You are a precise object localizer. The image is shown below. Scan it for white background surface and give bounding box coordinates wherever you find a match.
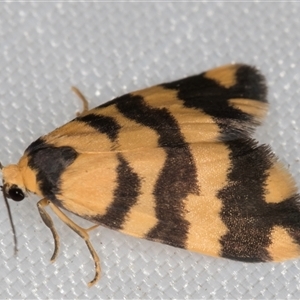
[1,2,300,299]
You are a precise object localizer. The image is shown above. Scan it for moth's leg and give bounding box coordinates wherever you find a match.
[71,86,89,116]
[47,201,101,287]
[37,198,60,262]
[87,224,100,232]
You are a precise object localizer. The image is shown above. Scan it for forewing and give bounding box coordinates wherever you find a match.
[25,64,300,262]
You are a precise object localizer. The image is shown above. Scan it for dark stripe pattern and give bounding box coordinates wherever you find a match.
[218,140,273,261]
[163,65,267,141]
[95,154,141,229]
[26,112,141,230]
[163,64,300,260]
[27,140,78,205]
[115,94,198,248]
[25,137,47,154]
[76,114,121,142]
[273,196,300,245]
[76,112,141,230]
[219,140,300,261]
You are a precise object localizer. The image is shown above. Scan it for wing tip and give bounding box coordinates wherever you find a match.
[235,64,268,103]
[204,63,268,103]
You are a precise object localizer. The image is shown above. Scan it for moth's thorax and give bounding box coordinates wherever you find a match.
[3,156,41,196]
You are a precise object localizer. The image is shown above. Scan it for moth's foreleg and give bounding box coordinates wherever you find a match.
[37,198,60,262]
[46,201,101,287]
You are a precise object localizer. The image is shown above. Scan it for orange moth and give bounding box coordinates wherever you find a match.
[2,64,300,286]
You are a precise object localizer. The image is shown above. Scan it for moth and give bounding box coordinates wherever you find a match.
[2,64,300,286]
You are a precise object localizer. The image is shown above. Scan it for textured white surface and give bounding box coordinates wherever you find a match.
[1,2,300,299]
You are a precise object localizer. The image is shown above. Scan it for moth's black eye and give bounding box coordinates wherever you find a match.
[8,187,25,201]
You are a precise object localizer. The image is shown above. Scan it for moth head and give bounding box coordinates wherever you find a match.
[1,164,26,201]
[1,163,26,254]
